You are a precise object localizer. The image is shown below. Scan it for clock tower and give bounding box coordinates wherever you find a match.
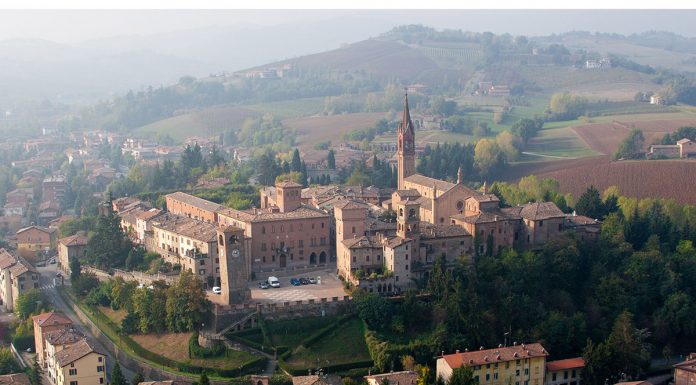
[397,93,416,190]
[217,225,250,305]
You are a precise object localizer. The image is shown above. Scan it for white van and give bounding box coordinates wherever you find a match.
[268,276,280,288]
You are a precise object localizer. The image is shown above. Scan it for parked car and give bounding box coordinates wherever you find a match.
[258,281,270,289]
[49,258,56,264]
[268,276,280,288]
[308,277,317,284]
[299,278,310,285]
[212,286,222,294]
[290,278,301,286]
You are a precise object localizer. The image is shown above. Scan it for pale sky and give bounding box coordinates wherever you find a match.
[2,10,696,44]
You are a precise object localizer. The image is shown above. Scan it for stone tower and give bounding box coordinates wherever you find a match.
[276,180,302,213]
[396,198,420,239]
[397,93,416,190]
[217,225,250,305]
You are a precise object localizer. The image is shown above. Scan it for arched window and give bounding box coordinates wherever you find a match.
[218,235,224,245]
[399,208,404,217]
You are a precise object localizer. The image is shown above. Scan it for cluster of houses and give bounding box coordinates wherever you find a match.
[0,248,39,312]
[647,138,696,159]
[31,312,107,385]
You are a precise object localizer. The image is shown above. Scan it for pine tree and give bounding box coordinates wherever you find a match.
[327,149,336,169]
[111,363,128,385]
[198,373,210,385]
[291,149,302,172]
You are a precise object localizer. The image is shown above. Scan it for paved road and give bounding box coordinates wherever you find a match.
[36,264,136,382]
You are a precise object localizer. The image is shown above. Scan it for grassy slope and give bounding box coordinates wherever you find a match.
[284,317,371,368]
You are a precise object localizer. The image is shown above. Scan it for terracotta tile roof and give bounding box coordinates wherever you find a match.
[0,249,17,269]
[674,355,696,374]
[366,217,396,232]
[292,375,342,385]
[564,214,600,226]
[16,225,56,235]
[394,189,421,200]
[342,236,381,249]
[0,373,31,385]
[54,338,105,367]
[404,174,455,193]
[546,357,585,372]
[32,312,72,327]
[44,327,85,346]
[518,202,565,221]
[469,193,500,203]
[334,199,370,211]
[441,343,548,369]
[419,222,470,238]
[365,371,418,385]
[385,236,413,248]
[452,210,519,225]
[151,213,218,243]
[167,192,223,212]
[8,262,32,276]
[135,208,162,221]
[59,235,88,247]
[218,205,329,223]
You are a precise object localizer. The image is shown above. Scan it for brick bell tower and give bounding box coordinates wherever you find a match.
[397,92,416,190]
[217,225,250,305]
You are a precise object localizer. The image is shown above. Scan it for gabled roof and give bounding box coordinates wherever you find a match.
[403,174,455,193]
[32,312,72,327]
[441,343,548,368]
[334,199,370,211]
[139,381,193,385]
[546,357,585,372]
[518,202,565,221]
[16,225,56,235]
[0,249,17,269]
[677,138,693,145]
[59,235,88,247]
[54,338,105,367]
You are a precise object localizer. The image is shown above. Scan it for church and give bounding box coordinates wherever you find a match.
[335,94,601,294]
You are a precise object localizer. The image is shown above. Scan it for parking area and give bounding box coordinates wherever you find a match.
[250,269,347,304]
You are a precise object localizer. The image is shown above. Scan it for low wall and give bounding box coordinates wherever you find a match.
[213,296,352,332]
[84,266,177,285]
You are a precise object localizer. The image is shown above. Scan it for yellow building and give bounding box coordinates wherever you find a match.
[53,338,107,385]
[436,343,549,385]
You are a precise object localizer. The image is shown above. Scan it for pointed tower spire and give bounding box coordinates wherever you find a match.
[397,90,416,190]
[457,166,463,184]
[399,90,415,135]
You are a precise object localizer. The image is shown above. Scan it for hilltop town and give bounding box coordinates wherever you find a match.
[2,18,696,385]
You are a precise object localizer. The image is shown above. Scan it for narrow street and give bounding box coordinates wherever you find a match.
[36,264,137,383]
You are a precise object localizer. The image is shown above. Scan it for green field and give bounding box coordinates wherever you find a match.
[524,127,601,158]
[284,317,371,369]
[246,97,326,119]
[134,105,260,142]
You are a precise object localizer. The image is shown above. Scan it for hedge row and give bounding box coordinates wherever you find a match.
[189,331,225,359]
[277,314,373,375]
[67,290,266,378]
[225,334,286,356]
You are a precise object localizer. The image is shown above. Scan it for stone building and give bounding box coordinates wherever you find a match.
[674,353,696,385]
[217,181,332,271]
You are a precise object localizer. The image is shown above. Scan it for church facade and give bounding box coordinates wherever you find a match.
[335,94,601,294]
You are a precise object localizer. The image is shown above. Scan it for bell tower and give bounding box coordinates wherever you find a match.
[395,198,420,239]
[397,92,416,190]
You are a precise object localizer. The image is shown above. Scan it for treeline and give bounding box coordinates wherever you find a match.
[354,188,696,383]
[80,74,382,131]
[224,114,295,148]
[79,272,210,334]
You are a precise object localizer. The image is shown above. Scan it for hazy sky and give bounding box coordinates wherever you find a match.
[2,10,696,44]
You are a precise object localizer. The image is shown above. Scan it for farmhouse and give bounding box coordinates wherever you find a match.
[648,138,696,159]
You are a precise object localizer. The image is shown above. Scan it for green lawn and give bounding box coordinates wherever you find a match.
[284,317,371,368]
[525,127,601,158]
[267,315,338,348]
